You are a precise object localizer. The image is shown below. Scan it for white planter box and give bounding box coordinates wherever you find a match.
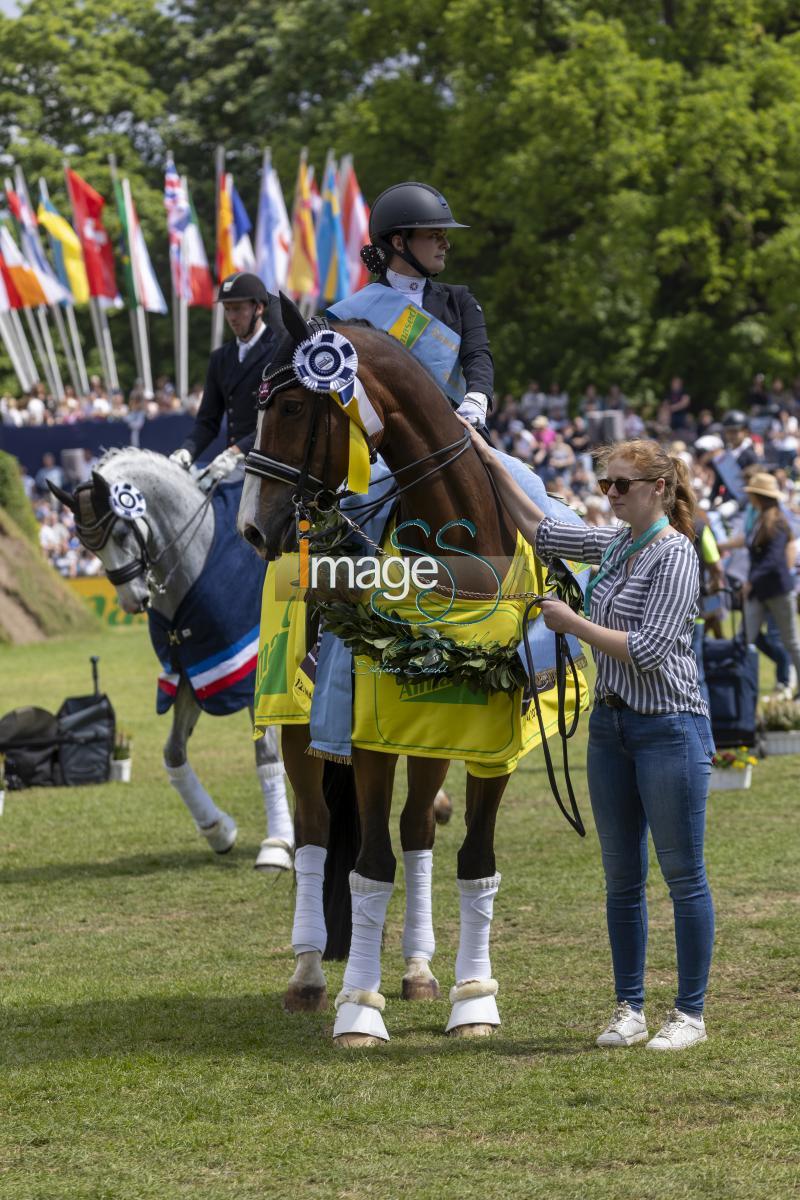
[709,765,752,791]
[110,758,132,783]
[762,730,800,756]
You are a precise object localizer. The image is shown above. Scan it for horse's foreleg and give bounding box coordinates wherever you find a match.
[399,757,448,1001]
[163,678,237,854]
[281,724,328,1012]
[447,771,510,1039]
[251,715,294,873]
[334,748,397,1047]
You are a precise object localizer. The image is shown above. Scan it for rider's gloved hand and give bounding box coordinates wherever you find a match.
[456,392,489,427]
[169,448,193,470]
[198,446,242,490]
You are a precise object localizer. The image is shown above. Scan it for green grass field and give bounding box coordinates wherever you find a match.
[1,627,798,1199]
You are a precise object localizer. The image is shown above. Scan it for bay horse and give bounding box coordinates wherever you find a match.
[48,451,296,871]
[239,297,568,1046]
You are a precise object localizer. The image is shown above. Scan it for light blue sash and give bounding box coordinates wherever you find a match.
[327,283,466,405]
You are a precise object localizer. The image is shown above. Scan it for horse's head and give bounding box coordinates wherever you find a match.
[48,450,207,614]
[238,294,352,559]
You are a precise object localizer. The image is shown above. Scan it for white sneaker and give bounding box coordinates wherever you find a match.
[197,812,237,854]
[646,1008,707,1051]
[596,1001,648,1048]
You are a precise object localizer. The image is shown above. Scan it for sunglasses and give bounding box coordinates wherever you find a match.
[597,477,653,495]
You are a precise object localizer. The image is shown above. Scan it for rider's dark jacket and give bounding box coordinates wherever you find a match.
[180,293,289,461]
[378,275,494,404]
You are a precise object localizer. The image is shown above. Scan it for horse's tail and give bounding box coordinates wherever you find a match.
[321,761,360,960]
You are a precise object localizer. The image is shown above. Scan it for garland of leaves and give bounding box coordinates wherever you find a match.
[318,599,529,695]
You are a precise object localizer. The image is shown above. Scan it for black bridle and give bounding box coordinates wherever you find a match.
[243,359,473,531]
[74,476,219,595]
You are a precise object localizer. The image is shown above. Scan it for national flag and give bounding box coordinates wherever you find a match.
[255,151,292,294]
[65,168,121,303]
[116,176,167,314]
[37,192,91,305]
[5,176,71,306]
[309,169,322,229]
[316,157,349,304]
[184,187,214,307]
[0,246,19,312]
[0,225,48,306]
[340,156,371,294]
[230,180,256,271]
[286,154,319,300]
[216,170,235,283]
[165,159,214,307]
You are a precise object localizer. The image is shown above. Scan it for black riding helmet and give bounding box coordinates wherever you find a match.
[361,182,468,278]
[721,410,748,430]
[217,272,269,340]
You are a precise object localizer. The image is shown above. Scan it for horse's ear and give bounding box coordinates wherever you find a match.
[47,481,76,511]
[91,469,110,498]
[279,290,311,345]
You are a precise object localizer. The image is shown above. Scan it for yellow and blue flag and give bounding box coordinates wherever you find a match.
[316,157,349,304]
[37,194,90,305]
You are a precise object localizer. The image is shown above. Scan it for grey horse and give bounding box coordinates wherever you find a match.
[50,448,294,872]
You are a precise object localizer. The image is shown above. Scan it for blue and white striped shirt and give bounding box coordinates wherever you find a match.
[535,517,707,716]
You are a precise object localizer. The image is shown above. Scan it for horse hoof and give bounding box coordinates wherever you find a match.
[334,1033,384,1049]
[283,985,328,1013]
[401,976,441,1001]
[447,1023,496,1039]
[254,838,294,873]
[433,790,452,825]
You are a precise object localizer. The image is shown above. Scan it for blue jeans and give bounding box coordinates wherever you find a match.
[586,706,716,1016]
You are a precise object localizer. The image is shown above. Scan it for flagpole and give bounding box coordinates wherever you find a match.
[38,175,89,397]
[177,179,190,401]
[0,311,34,392]
[22,306,57,396]
[211,145,225,351]
[36,306,65,400]
[9,308,39,385]
[121,174,155,397]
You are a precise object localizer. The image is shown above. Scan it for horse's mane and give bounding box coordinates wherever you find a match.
[95,445,170,473]
[338,322,454,412]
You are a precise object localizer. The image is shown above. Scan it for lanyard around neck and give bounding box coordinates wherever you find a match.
[583,516,669,617]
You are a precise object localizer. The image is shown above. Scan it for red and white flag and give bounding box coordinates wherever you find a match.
[340,157,370,294]
[65,168,120,304]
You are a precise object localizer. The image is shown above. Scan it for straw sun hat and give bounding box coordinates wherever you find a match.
[744,472,782,500]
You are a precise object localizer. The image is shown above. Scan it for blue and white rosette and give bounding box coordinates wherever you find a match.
[109,481,147,521]
[292,330,358,394]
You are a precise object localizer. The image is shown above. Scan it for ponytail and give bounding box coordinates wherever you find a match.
[667,455,697,540]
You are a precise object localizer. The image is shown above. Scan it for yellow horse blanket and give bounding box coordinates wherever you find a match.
[253,534,589,778]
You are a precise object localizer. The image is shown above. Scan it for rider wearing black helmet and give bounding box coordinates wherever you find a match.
[359,181,493,427]
[170,271,288,482]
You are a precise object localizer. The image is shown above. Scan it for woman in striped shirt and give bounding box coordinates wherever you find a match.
[465,430,715,1053]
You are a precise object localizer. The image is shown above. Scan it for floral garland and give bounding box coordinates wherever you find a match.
[318,599,528,695]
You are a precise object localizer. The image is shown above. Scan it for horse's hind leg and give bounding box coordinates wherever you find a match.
[163,677,237,854]
[446,770,510,1039]
[399,756,448,1001]
[251,715,294,873]
[282,723,329,1013]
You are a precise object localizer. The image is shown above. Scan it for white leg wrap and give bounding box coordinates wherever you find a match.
[257,761,294,846]
[455,873,501,984]
[165,760,222,828]
[402,849,435,962]
[342,872,394,994]
[291,845,328,956]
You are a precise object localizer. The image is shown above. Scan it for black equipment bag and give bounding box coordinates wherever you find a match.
[0,657,115,789]
[703,610,759,749]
